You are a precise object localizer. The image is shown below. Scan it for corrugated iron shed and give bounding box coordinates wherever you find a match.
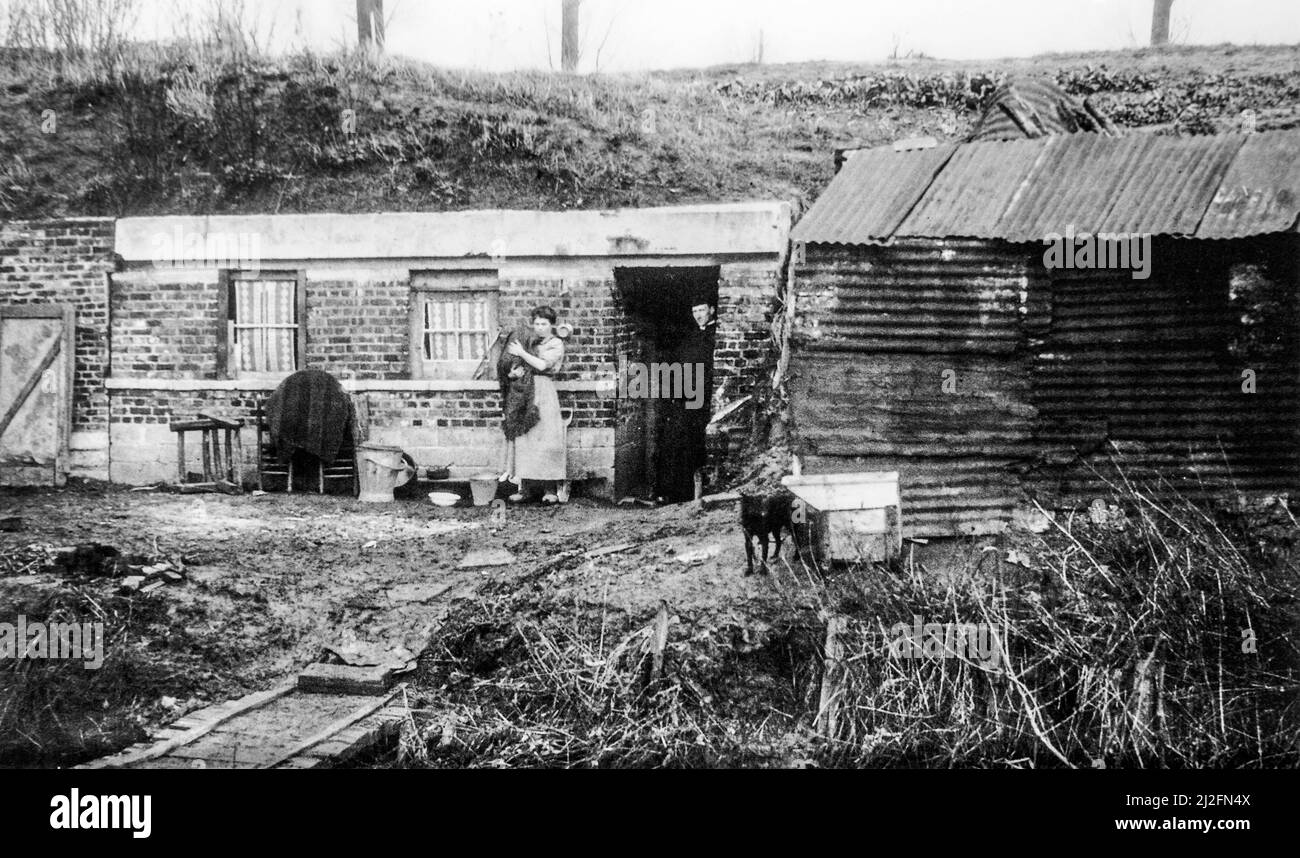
[793,129,1300,245]
[789,234,1300,537]
[789,240,1038,536]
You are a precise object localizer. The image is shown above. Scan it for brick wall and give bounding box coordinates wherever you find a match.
[365,388,610,431]
[307,279,409,379]
[110,277,221,378]
[499,276,619,379]
[716,262,779,411]
[0,219,114,433]
[107,387,265,485]
[105,270,624,486]
[110,389,264,425]
[108,274,619,384]
[107,388,620,433]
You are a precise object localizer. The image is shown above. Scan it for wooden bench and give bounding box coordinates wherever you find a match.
[170,412,244,492]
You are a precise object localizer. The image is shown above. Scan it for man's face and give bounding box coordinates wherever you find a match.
[692,304,712,329]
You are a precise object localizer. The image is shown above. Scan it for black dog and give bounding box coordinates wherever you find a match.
[741,491,797,575]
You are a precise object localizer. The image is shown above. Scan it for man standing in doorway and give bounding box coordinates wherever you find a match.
[654,298,716,502]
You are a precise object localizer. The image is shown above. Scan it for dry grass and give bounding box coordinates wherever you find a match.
[399,598,781,768]
[0,581,170,767]
[773,466,1300,768]
[2,38,1298,218]
[395,471,1299,768]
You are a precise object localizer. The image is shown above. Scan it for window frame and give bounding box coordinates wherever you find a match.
[408,270,500,381]
[217,269,308,381]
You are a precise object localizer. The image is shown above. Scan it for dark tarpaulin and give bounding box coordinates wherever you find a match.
[967,78,1121,142]
[265,369,354,465]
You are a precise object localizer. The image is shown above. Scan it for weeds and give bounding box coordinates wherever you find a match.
[0,583,165,767]
[400,598,788,768]
[0,155,40,216]
[806,470,1300,768]
[397,470,1298,768]
[0,539,257,767]
[5,37,1292,218]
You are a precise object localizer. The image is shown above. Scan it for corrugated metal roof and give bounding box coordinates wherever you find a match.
[790,143,955,244]
[1199,131,1300,238]
[795,129,1300,244]
[898,138,1048,238]
[998,133,1244,241]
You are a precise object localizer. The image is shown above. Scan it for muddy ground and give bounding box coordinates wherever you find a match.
[0,481,802,766]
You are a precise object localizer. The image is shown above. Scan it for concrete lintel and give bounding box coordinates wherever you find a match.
[110,268,222,286]
[105,377,616,393]
[114,202,792,264]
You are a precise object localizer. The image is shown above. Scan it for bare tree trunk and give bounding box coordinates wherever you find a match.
[357,0,384,51]
[1151,0,1174,46]
[357,0,372,47]
[562,0,580,72]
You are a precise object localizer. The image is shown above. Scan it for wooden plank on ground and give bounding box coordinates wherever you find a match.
[816,616,846,740]
[262,684,407,769]
[81,681,298,768]
[298,663,394,695]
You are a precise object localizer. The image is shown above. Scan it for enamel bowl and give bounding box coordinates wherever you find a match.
[428,492,461,507]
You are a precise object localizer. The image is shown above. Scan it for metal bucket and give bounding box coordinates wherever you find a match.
[356,443,414,503]
[469,473,499,507]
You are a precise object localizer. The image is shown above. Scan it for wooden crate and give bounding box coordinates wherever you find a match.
[782,472,902,563]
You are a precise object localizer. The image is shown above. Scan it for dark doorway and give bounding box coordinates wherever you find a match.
[613,266,720,503]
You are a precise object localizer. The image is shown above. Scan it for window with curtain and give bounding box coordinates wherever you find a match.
[420,294,491,362]
[222,271,305,378]
[410,271,499,379]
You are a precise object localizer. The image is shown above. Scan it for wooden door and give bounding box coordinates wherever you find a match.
[0,305,75,486]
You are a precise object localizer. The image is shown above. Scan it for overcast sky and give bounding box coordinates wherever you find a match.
[138,0,1300,72]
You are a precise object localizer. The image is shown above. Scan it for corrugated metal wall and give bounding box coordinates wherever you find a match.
[790,240,1036,536]
[791,236,1300,538]
[1028,236,1300,505]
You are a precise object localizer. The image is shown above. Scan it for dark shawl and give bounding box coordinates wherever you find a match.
[495,329,540,441]
[265,369,354,465]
